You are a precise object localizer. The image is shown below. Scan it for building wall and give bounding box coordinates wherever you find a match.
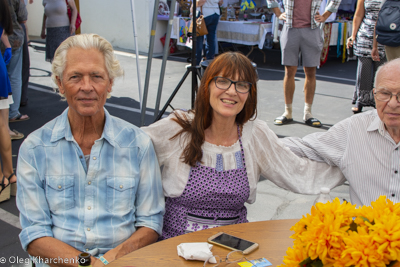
[26,0,168,54]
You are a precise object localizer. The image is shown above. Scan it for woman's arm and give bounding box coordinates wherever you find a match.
[0,31,11,48]
[347,0,365,48]
[67,0,77,34]
[41,13,47,39]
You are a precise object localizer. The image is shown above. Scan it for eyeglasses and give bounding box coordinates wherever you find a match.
[204,250,252,267]
[213,76,252,94]
[374,89,400,103]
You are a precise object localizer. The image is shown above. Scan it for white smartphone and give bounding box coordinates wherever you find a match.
[207,232,259,254]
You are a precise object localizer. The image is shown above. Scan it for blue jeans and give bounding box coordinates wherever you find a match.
[7,45,23,119]
[196,13,220,65]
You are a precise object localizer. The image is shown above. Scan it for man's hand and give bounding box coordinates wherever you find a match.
[279,12,287,21]
[92,257,105,267]
[314,11,330,23]
[371,47,380,61]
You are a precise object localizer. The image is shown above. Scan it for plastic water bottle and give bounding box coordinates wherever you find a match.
[313,187,332,206]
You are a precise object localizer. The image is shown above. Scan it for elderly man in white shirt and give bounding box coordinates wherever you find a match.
[282,58,400,206]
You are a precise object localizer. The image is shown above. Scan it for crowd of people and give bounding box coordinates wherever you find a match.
[1,0,400,266]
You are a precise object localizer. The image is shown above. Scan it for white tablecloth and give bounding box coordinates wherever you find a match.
[171,18,272,49]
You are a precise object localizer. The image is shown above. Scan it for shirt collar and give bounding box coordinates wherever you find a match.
[366,110,385,136]
[50,107,116,147]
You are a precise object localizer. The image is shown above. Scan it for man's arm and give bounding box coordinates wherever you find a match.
[17,145,100,267]
[99,227,158,265]
[28,237,100,267]
[281,117,351,167]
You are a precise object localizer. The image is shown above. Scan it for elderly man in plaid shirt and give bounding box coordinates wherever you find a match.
[266,0,342,128]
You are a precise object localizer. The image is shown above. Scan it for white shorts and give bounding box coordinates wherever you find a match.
[0,95,14,110]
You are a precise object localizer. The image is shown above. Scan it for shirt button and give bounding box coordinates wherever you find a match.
[79,155,83,158]
[396,148,399,150]
[395,170,398,174]
[58,185,62,189]
[88,181,91,185]
[93,156,97,160]
[85,249,89,252]
[87,228,91,231]
[120,185,123,189]
[392,194,395,197]
[88,206,91,210]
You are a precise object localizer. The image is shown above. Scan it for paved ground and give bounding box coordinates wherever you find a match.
[0,39,363,266]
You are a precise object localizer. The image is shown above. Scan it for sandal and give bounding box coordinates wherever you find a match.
[8,173,17,197]
[0,175,11,203]
[352,103,363,114]
[274,115,293,125]
[304,118,322,128]
[10,129,24,140]
[9,113,30,123]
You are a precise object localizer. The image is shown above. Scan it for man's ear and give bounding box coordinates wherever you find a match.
[107,79,113,93]
[56,76,65,94]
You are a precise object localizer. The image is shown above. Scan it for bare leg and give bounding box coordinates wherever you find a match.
[303,66,316,105]
[274,66,297,124]
[0,108,15,183]
[303,66,321,126]
[283,66,298,104]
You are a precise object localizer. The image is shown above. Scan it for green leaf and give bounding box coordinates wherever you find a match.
[299,257,312,266]
[310,259,323,267]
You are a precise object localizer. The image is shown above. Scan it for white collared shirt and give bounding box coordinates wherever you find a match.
[282,109,400,206]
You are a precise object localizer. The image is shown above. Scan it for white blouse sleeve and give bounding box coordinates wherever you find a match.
[141,111,186,166]
[249,119,346,195]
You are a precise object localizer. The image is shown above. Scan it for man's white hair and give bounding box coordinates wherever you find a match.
[51,33,124,98]
[374,58,400,88]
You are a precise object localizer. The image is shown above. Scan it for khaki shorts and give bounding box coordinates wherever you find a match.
[280,24,323,67]
[385,45,400,61]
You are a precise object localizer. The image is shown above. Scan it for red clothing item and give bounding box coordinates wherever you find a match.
[293,0,313,28]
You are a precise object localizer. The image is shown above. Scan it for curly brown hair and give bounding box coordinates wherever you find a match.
[172,51,258,167]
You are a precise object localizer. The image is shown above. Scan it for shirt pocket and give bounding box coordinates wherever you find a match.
[45,175,75,212]
[106,177,136,215]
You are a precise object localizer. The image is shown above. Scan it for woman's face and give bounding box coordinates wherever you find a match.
[209,72,250,122]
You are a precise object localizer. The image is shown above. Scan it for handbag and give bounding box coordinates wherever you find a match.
[376,0,400,46]
[65,0,82,30]
[189,8,208,37]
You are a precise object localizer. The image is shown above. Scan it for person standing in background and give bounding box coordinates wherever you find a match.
[1,0,29,123]
[371,0,400,61]
[347,0,386,114]
[267,0,342,128]
[20,0,33,107]
[195,0,223,65]
[41,0,77,62]
[0,0,19,203]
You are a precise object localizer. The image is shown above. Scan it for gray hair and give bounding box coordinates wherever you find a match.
[374,58,400,88]
[51,34,124,98]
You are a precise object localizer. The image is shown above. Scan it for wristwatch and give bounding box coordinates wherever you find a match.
[349,37,353,41]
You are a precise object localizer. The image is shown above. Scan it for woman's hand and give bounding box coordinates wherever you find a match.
[371,47,380,61]
[40,28,46,39]
[346,37,354,49]
[70,24,76,35]
[279,12,287,21]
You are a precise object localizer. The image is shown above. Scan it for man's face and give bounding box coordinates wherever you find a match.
[56,48,112,119]
[374,68,400,130]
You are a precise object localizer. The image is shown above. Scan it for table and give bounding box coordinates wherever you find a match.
[107,219,297,267]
